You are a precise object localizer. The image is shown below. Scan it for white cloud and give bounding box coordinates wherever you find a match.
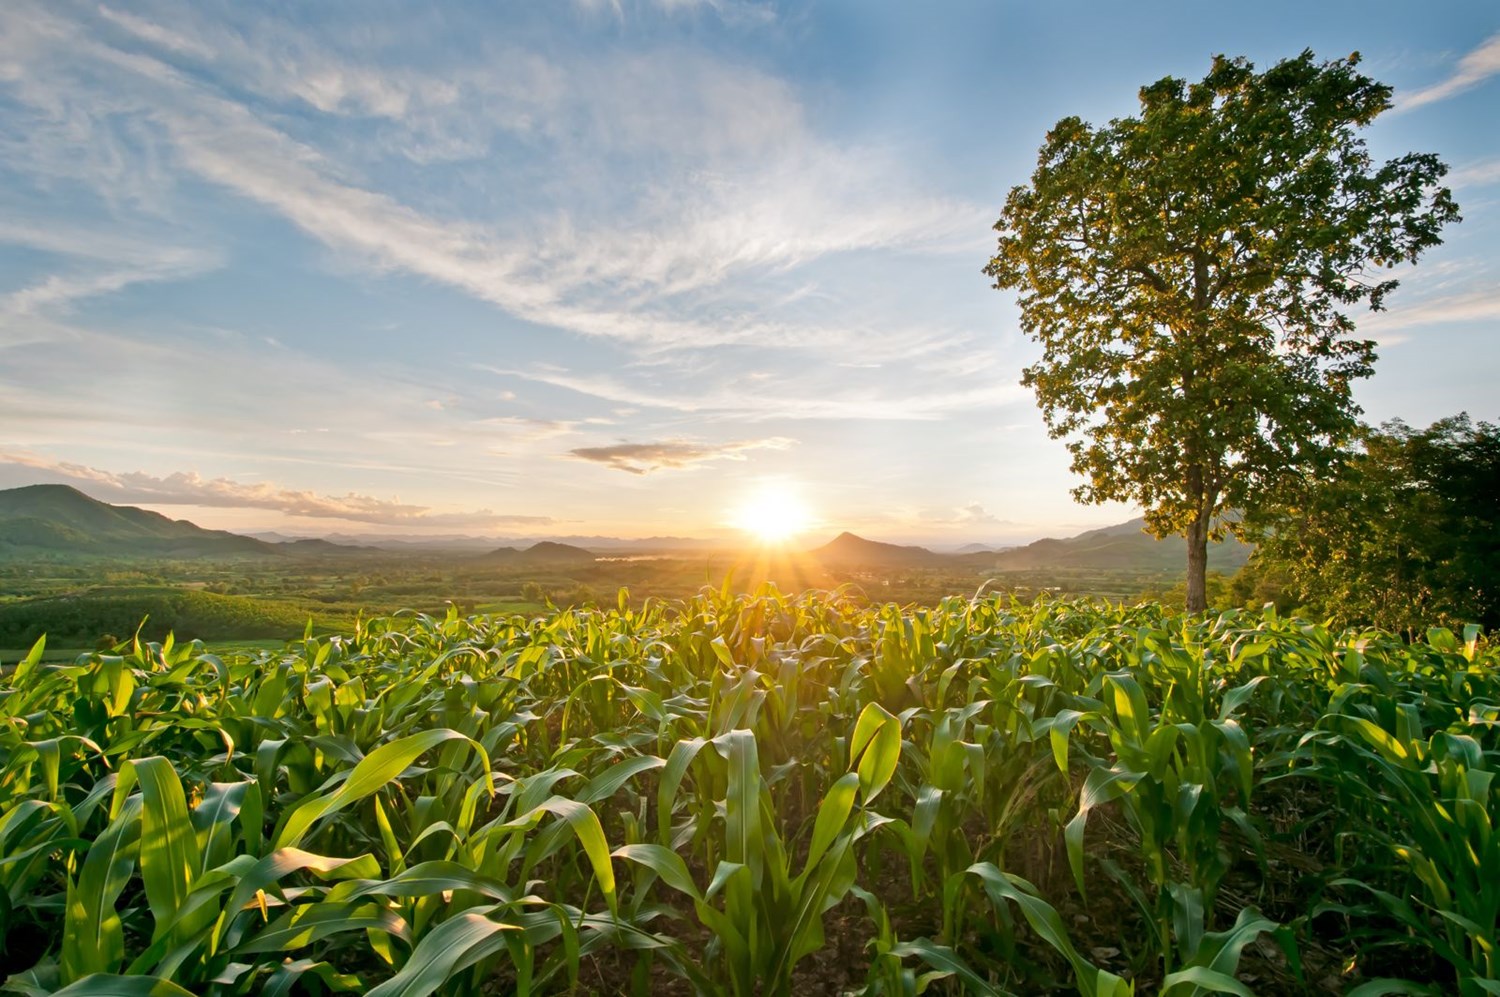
[0,1,982,357]
[482,364,1029,421]
[572,0,775,28]
[0,217,218,319]
[1396,32,1500,111]
[96,5,215,60]
[1,257,212,317]
[1359,287,1500,334]
[96,2,462,122]
[1449,158,1500,188]
[953,503,1001,525]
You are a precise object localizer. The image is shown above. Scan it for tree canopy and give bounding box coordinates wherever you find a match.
[986,50,1459,612]
[1251,415,1500,637]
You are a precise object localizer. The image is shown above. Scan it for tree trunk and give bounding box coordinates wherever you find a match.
[1185,514,1210,614]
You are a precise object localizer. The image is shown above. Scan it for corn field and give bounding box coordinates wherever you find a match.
[0,588,1495,995]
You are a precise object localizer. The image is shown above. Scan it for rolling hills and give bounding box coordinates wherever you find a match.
[0,484,1253,580]
[806,519,1251,575]
[477,541,598,567]
[971,517,1252,574]
[0,485,276,560]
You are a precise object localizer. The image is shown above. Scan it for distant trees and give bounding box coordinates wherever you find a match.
[1251,415,1500,636]
[0,590,327,646]
[986,50,1458,613]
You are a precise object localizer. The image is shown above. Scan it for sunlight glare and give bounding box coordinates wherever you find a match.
[730,483,814,544]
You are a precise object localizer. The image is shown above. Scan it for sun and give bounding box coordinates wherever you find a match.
[730,483,814,544]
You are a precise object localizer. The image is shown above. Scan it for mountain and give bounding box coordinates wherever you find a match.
[478,540,598,566]
[805,519,1250,577]
[965,517,1252,574]
[0,484,277,560]
[809,532,944,568]
[275,537,381,556]
[305,532,731,553]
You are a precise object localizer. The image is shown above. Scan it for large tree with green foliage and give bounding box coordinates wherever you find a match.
[986,51,1459,612]
[1251,415,1500,636]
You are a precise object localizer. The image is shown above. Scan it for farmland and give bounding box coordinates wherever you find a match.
[1,590,1494,995]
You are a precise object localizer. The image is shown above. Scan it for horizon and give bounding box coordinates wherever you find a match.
[1,480,1121,549]
[2,3,1497,543]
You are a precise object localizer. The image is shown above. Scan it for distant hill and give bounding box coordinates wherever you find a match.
[478,541,598,567]
[276,537,381,556]
[310,532,732,553]
[804,519,1251,577]
[964,517,1251,574]
[0,485,277,560]
[809,532,943,568]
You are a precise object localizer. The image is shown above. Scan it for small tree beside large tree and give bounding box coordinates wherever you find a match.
[986,51,1459,612]
[1252,415,1500,637]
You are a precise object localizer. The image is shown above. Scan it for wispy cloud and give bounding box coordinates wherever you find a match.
[1449,158,1500,189]
[0,220,219,317]
[568,437,794,474]
[950,503,1004,526]
[2,259,210,317]
[1396,32,1500,111]
[573,0,776,27]
[0,2,980,357]
[485,365,1029,421]
[0,450,552,528]
[1360,287,1500,334]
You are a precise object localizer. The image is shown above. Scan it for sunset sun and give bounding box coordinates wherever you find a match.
[730,483,814,544]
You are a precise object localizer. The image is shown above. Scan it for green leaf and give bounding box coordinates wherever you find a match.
[656,737,707,846]
[803,772,859,880]
[344,861,515,903]
[217,849,382,951]
[50,976,197,997]
[61,798,142,982]
[1162,965,1253,996]
[1065,767,1136,897]
[363,908,524,997]
[131,758,202,943]
[531,796,616,914]
[850,703,901,804]
[611,843,702,900]
[193,781,252,873]
[716,729,763,877]
[1343,981,1443,996]
[273,729,489,849]
[576,754,665,806]
[969,863,1125,997]
[889,939,1013,996]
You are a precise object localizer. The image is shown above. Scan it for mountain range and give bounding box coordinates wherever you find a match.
[0,484,1251,575]
[967,518,1252,574]
[806,520,1249,574]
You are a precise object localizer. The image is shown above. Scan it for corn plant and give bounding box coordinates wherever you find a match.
[2,594,1496,995]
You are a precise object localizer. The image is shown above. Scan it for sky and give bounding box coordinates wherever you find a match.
[1,1,1497,545]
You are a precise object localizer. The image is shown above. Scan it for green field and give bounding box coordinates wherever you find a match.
[0,638,290,668]
[0,590,1494,995]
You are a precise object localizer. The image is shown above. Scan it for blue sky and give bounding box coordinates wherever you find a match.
[1,1,1496,543]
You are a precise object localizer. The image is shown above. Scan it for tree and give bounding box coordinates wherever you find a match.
[1250,415,1500,637]
[985,51,1459,612]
